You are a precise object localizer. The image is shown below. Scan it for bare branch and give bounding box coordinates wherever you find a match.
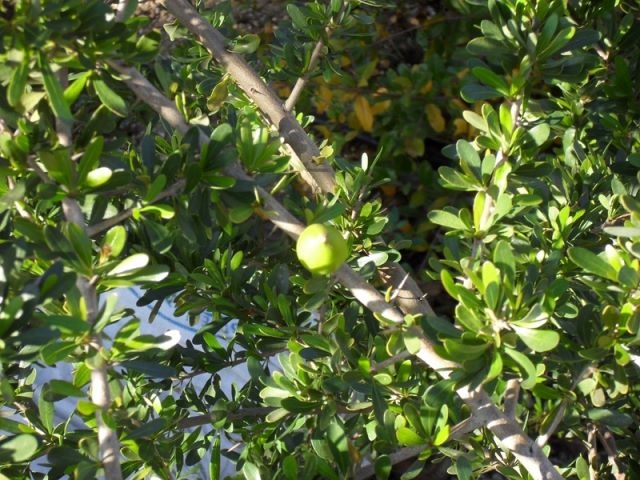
[371,351,412,373]
[284,38,326,112]
[597,428,625,480]
[504,379,520,419]
[536,365,594,448]
[87,179,186,237]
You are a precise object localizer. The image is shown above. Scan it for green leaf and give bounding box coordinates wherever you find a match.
[124,418,168,440]
[40,149,74,187]
[108,253,149,277]
[49,380,86,398]
[455,456,472,480]
[63,71,91,106]
[456,139,481,180]
[512,326,560,352]
[143,174,167,203]
[461,83,500,102]
[0,434,39,463]
[568,247,618,281]
[587,408,633,428]
[38,53,73,123]
[396,427,424,446]
[481,261,500,310]
[85,167,112,188]
[77,136,104,182]
[41,341,77,365]
[374,455,392,480]
[604,226,640,238]
[455,305,484,333]
[8,56,30,107]
[471,67,508,93]
[120,360,177,378]
[503,347,537,389]
[438,166,480,191]
[64,223,93,273]
[287,4,307,31]
[38,384,54,433]
[242,461,262,480]
[102,225,127,258]
[493,240,515,289]
[428,210,468,230]
[526,123,550,146]
[281,455,298,480]
[230,34,261,54]
[403,328,423,355]
[444,339,489,361]
[93,78,128,117]
[327,419,349,473]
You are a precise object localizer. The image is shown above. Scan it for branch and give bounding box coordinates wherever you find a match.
[53,71,122,479]
[354,417,480,480]
[177,407,275,429]
[87,178,186,237]
[536,365,594,448]
[503,379,520,419]
[160,1,437,326]
[113,60,561,480]
[160,0,335,195]
[597,428,625,480]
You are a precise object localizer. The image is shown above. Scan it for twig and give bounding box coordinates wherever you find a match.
[284,38,326,112]
[177,407,275,429]
[112,0,129,22]
[53,69,122,479]
[354,446,425,480]
[354,417,480,480]
[597,428,625,480]
[87,179,186,237]
[588,424,598,480]
[113,60,562,480]
[370,351,412,373]
[536,365,594,448]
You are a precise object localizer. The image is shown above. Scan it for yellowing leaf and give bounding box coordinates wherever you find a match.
[405,137,424,158]
[354,96,374,132]
[371,100,391,115]
[426,103,446,133]
[206,78,229,114]
[453,118,468,137]
[420,80,433,95]
[316,84,333,114]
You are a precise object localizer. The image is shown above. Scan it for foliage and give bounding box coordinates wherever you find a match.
[0,0,639,479]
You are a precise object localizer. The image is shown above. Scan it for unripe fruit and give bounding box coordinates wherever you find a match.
[296,223,349,276]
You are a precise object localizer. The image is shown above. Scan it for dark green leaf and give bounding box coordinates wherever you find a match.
[38,53,73,122]
[513,326,560,352]
[587,409,633,428]
[428,210,468,230]
[8,57,30,107]
[93,78,128,117]
[0,434,39,463]
[568,247,617,281]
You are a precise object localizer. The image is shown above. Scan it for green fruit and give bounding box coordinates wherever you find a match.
[296,223,349,276]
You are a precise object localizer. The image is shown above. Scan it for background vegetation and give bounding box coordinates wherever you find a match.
[0,0,639,478]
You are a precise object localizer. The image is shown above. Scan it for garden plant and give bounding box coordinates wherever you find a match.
[0,0,639,479]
